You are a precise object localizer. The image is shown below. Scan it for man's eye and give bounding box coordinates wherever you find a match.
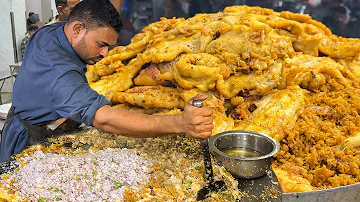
[98,43,105,48]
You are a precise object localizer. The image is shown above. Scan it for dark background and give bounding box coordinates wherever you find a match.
[115,0,360,47]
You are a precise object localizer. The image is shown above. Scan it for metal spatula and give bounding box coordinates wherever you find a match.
[192,100,227,201]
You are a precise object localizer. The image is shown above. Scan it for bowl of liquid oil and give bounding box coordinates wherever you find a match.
[209,130,280,179]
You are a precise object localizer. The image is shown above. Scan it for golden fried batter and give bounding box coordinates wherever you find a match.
[234,86,307,141]
[216,61,282,98]
[173,53,231,91]
[282,54,353,91]
[112,85,185,109]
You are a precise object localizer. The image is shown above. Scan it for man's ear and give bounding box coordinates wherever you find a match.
[56,5,64,15]
[73,22,85,37]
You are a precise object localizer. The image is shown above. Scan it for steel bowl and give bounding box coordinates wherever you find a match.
[209,130,280,179]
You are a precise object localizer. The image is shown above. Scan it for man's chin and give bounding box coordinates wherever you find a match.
[86,60,96,65]
[86,58,103,65]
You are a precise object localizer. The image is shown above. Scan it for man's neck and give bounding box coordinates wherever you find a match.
[59,15,66,22]
[35,21,44,28]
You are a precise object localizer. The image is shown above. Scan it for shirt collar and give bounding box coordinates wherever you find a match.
[55,22,86,71]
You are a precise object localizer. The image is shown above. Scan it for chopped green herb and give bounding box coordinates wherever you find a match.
[39,197,47,202]
[113,181,124,189]
[195,166,202,172]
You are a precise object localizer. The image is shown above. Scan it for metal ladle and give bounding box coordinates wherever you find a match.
[192,100,226,201]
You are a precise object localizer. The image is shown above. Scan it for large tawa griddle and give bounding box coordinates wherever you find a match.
[1,152,359,202]
[236,169,282,201]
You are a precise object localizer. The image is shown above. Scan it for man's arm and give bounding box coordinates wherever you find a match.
[92,95,214,139]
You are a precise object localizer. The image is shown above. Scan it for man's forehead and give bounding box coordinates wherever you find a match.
[67,0,80,6]
[88,27,118,45]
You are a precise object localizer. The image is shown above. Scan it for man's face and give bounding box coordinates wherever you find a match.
[58,0,80,21]
[72,26,118,65]
[29,30,36,36]
[336,13,347,24]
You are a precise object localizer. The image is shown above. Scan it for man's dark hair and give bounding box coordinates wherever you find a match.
[28,24,39,32]
[29,12,34,17]
[67,0,123,33]
[333,6,347,14]
[55,0,67,6]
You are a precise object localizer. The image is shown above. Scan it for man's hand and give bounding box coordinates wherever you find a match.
[181,95,214,139]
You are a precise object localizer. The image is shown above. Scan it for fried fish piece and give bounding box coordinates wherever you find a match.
[173,53,231,91]
[216,61,282,98]
[273,165,317,193]
[90,58,143,100]
[112,85,185,109]
[234,86,307,141]
[282,54,352,91]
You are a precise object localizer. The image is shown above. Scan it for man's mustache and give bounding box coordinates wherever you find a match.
[91,55,104,61]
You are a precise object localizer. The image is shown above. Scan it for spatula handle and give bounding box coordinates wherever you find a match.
[192,100,215,183]
[200,139,215,183]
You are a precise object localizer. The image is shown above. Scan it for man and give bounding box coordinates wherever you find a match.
[30,13,44,28]
[48,0,80,24]
[0,0,213,162]
[324,6,358,37]
[26,12,34,29]
[21,24,39,58]
[188,0,214,17]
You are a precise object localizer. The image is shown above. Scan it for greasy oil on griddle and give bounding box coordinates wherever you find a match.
[221,147,264,158]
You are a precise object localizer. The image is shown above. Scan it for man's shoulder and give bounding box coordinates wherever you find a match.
[46,16,60,26]
[37,22,65,35]
[31,22,66,47]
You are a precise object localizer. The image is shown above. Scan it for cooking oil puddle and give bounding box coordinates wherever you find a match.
[220,147,264,158]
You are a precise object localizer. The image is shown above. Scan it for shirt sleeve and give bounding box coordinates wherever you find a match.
[50,70,111,126]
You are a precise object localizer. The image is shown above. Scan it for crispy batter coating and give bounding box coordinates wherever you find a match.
[282,54,353,91]
[234,86,307,142]
[112,85,185,109]
[216,61,283,98]
[174,53,231,91]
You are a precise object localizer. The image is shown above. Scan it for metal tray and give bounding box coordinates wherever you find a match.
[282,183,360,202]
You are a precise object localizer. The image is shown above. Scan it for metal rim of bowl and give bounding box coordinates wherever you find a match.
[209,130,280,161]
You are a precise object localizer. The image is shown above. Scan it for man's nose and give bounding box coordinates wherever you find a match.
[100,47,109,58]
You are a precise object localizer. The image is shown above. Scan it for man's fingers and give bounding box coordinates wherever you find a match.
[201,117,214,125]
[195,131,212,139]
[200,107,213,117]
[189,94,208,105]
[193,123,214,133]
